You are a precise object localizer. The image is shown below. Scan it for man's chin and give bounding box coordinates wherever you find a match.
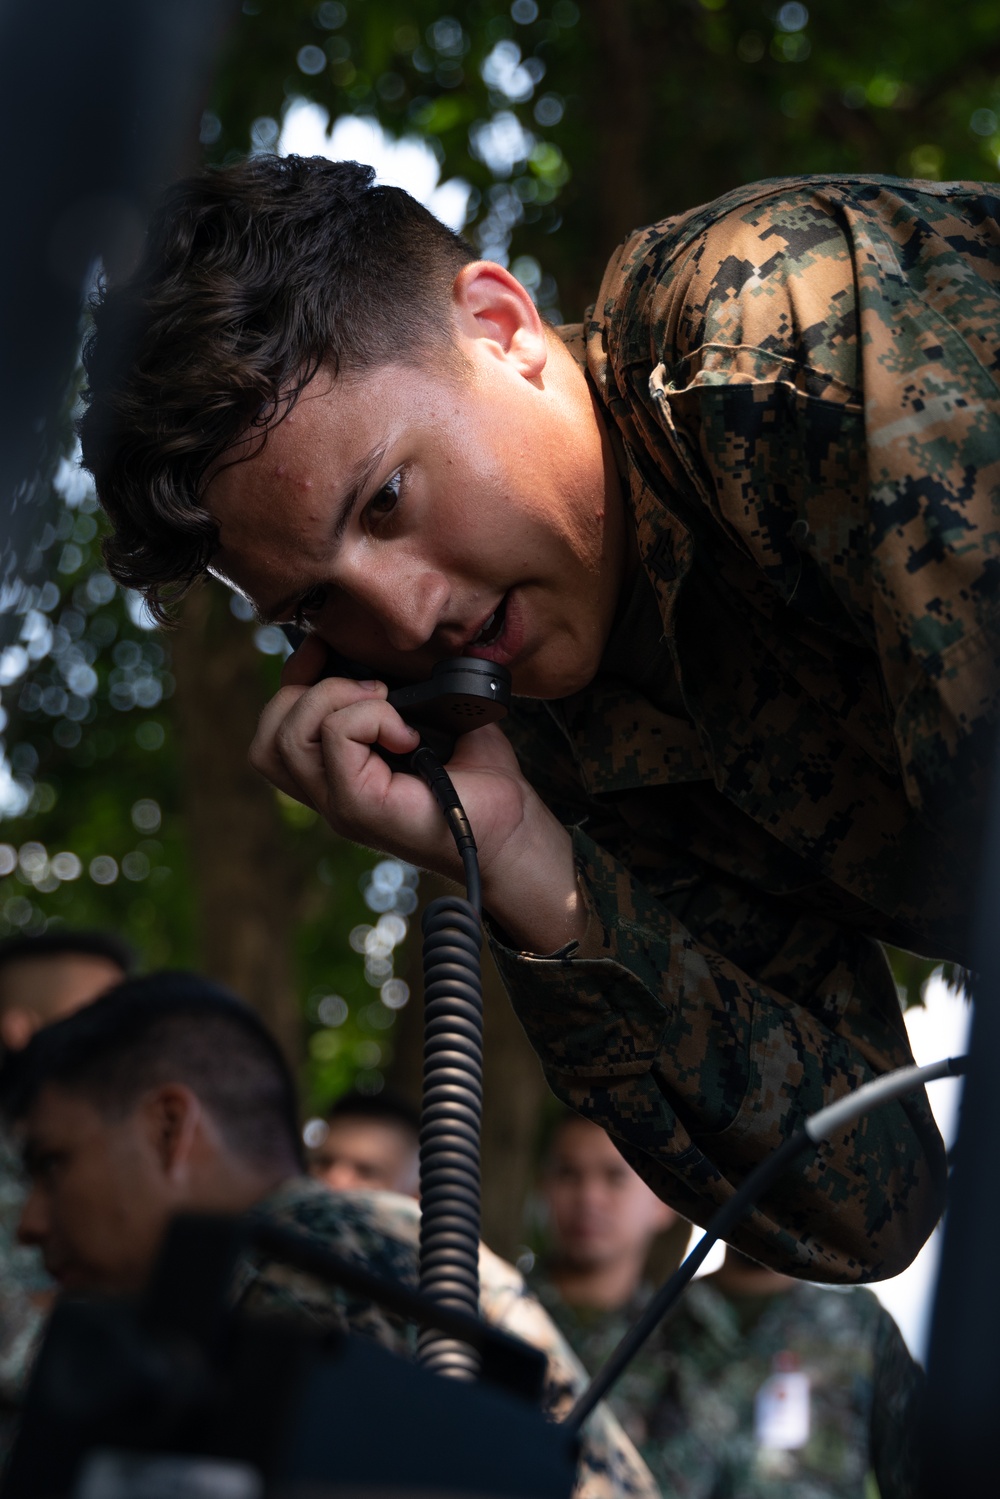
[561,1241,615,1269]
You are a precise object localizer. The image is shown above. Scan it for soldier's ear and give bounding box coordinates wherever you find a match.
[0,1007,38,1052]
[140,1083,202,1181]
[450,261,548,381]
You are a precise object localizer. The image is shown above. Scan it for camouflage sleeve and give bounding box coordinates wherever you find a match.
[234,1183,418,1354]
[0,1138,49,1406]
[489,818,944,1284]
[478,1245,659,1499]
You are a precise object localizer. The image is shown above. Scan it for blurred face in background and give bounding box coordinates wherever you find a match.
[542,1117,675,1272]
[0,953,126,1052]
[17,1083,177,1295]
[310,1115,420,1197]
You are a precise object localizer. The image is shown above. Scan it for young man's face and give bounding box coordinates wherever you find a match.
[309,1116,419,1197]
[206,271,628,700]
[17,1084,173,1295]
[543,1119,675,1273]
[0,953,126,1052]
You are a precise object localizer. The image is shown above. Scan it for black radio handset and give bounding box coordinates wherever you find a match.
[280,626,512,772]
[280,626,500,1379]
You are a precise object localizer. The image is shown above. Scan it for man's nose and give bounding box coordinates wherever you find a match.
[322,1162,365,1192]
[339,553,450,653]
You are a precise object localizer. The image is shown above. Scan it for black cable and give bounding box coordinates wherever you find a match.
[246,1220,546,1401]
[410,747,485,1380]
[412,746,481,914]
[563,1053,968,1434]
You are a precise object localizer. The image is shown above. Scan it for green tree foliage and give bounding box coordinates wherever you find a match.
[0,462,415,1110]
[0,451,194,968]
[206,0,1000,309]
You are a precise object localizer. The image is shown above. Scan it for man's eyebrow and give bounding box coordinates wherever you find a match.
[333,442,388,542]
[254,442,388,625]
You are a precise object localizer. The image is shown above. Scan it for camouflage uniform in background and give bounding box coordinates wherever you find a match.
[0,1130,48,1462]
[235,1179,658,1499]
[491,177,1000,1281]
[531,1267,921,1499]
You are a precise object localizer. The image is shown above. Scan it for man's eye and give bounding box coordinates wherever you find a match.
[29,1151,62,1182]
[367,471,402,522]
[294,585,328,623]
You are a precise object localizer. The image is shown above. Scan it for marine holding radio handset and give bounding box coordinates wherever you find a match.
[280,625,512,773]
[280,626,512,1380]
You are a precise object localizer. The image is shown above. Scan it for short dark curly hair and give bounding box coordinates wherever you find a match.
[78,154,476,623]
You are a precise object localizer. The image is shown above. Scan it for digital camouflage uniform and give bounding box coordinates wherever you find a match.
[0,1131,47,1384]
[0,1130,48,1462]
[530,1267,922,1499]
[235,1179,657,1499]
[491,176,1000,1282]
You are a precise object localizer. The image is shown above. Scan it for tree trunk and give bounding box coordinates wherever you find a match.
[479,944,549,1262]
[170,582,306,1065]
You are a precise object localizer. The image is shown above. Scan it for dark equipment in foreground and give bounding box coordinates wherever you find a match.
[0,0,229,640]
[1,1058,965,1498]
[1,1215,574,1499]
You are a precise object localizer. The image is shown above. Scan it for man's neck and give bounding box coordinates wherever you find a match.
[708,1250,793,1298]
[189,1159,297,1218]
[547,1251,645,1312]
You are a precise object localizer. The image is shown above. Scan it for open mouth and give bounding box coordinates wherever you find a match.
[469,594,508,647]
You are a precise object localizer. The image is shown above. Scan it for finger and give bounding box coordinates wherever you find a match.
[317,705,452,853]
[254,676,384,761]
[268,676,391,763]
[315,697,420,782]
[249,678,381,796]
[280,630,331,688]
[262,692,418,821]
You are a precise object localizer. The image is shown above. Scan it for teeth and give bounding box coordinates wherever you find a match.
[471,599,506,645]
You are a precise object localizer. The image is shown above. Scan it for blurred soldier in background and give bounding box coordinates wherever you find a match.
[0,931,133,1438]
[530,1111,675,1325]
[309,1089,420,1197]
[1,973,657,1499]
[0,931,132,1054]
[533,1113,922,1499]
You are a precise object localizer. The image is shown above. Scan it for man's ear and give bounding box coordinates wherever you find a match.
[0,1008,39,1052]
[451,261,548,380]
[140,1083,202,1182]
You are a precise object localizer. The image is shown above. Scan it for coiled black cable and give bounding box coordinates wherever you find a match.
[411,747,484,1380]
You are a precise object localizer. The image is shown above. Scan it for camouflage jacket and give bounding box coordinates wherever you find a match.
[235,1179,658,1499]
[530,1267,922,1499]
[490,176,1000,1281]
[0,1130,49,1467]
[0,1128,47,1401]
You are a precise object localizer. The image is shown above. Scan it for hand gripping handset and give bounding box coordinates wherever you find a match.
[281,624,507,1379]
[280,625,512,769]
